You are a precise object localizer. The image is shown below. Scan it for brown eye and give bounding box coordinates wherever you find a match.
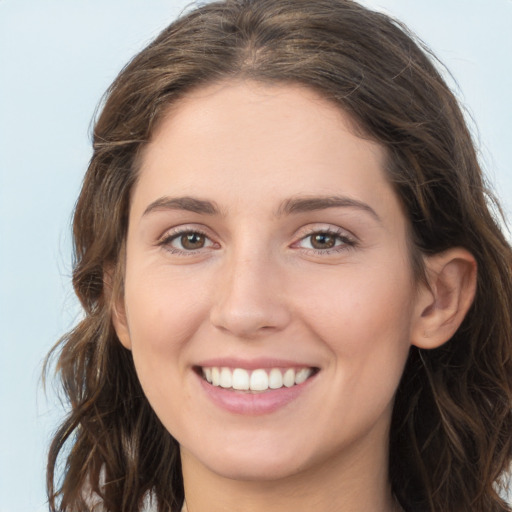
[310,233,336,249]
[180,232,206,250]
[295,228,356,253]
[161,229,215,253]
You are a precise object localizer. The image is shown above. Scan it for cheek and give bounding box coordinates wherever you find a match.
[123,266,209,387]
[293,259,415,393]
[299,263,414,342]
[126,260,206,335]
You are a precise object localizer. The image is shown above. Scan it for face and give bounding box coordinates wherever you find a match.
[114,81,422,482]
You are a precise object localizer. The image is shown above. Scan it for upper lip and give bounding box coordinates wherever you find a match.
[195,357,319,371]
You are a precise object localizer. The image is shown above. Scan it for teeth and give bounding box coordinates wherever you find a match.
[283,368,295,388]
[295,368,310,385]
[220,367,232,388]
[232,368,249,390]
[201,366,314,391]
[268,368,283,389]
[250,369,269,391]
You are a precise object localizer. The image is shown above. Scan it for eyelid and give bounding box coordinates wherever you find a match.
[155,223,357,256]
[291,224,358,252]
[294,223,356,240]
[157,224,220,253]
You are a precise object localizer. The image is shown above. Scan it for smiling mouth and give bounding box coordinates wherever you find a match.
[196,366,319,392]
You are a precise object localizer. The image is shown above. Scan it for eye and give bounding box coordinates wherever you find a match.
[294,228,356,252]
[159,229,216,253]
[307,232,340,250]
[176,232,208,250]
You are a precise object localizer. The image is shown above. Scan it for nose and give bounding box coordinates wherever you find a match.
[209,251,291,339]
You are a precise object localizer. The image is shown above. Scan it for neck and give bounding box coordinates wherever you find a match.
[181,425,400,512]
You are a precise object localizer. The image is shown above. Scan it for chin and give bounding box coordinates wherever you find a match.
[205,455,306,482]
[182,433,315,483]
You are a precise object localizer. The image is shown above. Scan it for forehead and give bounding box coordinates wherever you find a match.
[147,80,372,162]
[133,80,398,221]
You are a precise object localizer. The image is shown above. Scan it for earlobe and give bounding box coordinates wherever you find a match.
[104,265,132,350]
[111,299,132,350]
[411,248,477,350]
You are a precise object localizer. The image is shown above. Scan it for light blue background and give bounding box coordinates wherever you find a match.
[0,1,511,511]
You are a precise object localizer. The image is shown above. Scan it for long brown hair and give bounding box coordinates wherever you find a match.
[46,1,512,510]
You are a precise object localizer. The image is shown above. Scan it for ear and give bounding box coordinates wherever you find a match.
[111,298,132,350]
[104,264,132,350]
[411,248,477,349]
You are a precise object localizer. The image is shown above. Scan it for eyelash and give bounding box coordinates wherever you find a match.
[158,227,216,255]
[157,226,357,256]
[293,227,357,255]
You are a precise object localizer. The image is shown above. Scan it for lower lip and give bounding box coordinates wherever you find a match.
[197,373,316,415]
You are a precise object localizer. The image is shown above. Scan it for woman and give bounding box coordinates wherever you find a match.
[46,0,512,511]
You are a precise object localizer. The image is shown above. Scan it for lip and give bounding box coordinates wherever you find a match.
[194,358,319,415]
[195,357,317,370]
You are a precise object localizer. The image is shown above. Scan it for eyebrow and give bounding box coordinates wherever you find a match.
[277,195,381,221]
[142,194,380,221]
[143,196,221,216]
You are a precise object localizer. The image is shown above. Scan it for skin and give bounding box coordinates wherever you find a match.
[113,80,476,512]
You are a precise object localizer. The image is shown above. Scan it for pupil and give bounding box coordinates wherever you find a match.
[182,233,205,249]
[312,233,335,249]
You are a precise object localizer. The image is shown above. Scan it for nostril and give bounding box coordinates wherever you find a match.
[210,307,289,338]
